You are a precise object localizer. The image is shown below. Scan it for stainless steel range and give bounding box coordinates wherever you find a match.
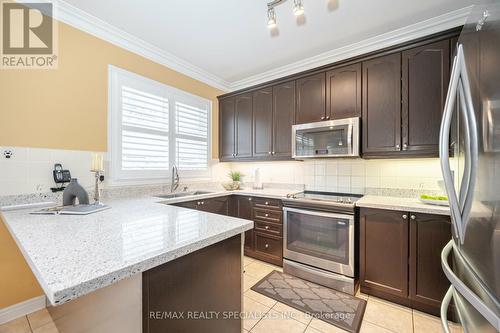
[282,191,362,295]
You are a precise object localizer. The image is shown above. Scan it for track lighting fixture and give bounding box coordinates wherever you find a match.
[293,0,304,16]
[267,7,277,28]
[266,0,305,28]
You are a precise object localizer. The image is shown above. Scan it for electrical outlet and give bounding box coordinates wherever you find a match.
[2,147,14,159]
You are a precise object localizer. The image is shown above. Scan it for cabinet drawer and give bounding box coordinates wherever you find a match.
[253,197,282,210]
[253,207,282,223]
[255,233,283,259]
[254,221,282,236]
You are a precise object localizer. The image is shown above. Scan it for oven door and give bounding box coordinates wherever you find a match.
[283,207,354,277]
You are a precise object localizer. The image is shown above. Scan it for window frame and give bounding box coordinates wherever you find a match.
[108,65,212,185]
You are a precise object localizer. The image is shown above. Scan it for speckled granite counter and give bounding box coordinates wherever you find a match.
[0,196,253,305]
[356,195,451,215]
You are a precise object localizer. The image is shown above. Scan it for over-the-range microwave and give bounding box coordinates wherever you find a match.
[292,117,360,159]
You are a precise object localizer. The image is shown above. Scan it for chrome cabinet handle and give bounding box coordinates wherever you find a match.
[197,202,201,205]
[248,197,252,201]
[201,201,204,205]
[321,116,325,120]
[265,244,269,248]
[272,151,275,155]
[403,143,408,150]
[402,214,408,219]
[410,215,416,220]
[265,201,269,205]
[265,213,269,217]
[326,116,330,120]
[268,151,272,155]
[396,144,400,149]
[264,226,269,230]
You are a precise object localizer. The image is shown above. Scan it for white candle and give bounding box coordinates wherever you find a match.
[91,153,104,172]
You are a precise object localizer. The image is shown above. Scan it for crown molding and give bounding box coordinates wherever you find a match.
[228,6,473,91]
[53,0,231,92]
[50,1,472,93]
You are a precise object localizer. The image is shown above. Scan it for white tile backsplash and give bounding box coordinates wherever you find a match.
[223,158,444,194]
[0,146,445,197]
[0,147,95,196]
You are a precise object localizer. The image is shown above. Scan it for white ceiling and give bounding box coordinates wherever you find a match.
[59,0,475,89]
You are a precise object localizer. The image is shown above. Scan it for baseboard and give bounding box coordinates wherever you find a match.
[0,296,46,325]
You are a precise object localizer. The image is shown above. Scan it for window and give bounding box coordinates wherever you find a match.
[108,66,211,184]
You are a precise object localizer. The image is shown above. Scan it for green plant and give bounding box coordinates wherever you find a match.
[228,170,243,182]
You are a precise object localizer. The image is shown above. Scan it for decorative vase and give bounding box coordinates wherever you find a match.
[63,178,89,206]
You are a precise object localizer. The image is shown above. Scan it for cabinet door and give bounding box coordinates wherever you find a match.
[237,196,254,252]
[252,88,273,157]
[219,98,235,160]
[235,94,253,159]
[326,63,361,119]
[295,73,326,124]
[272,81,295,158]
[360,208,409,299]
[362,54,402,156]
[199,197,229,215]
[402,40,450,155]
[409,213,452,315]
[173,200,199,210]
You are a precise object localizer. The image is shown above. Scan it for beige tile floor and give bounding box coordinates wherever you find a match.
[0,256,463,333]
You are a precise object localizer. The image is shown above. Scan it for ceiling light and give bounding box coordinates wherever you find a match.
[267,8,277,28]
[293,0,304,16]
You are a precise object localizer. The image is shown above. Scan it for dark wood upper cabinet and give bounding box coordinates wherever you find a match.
[295,72,326,124]
[360,208,409,300]
[409,213,452,316]
[362,53,402,156]
[235,93,253,158]
[326,63,361,120]
[219,98,235,160]
[252,88,274,157]
[402,40,450,155]
[272,81,295,158]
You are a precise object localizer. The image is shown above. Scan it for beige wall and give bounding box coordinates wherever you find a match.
[0,21,223,308]
[0,217,43,308]
[0,22,223,155]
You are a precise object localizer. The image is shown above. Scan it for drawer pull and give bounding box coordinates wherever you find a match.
[248,198,252,201]
[265,244,269,248]
[265,201,269,205]
[402,214,408,219]
[265,226,269,230]
[265,213,269,217]
[410,215,416,220]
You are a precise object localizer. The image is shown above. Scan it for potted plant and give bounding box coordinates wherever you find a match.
[223,171,243,191]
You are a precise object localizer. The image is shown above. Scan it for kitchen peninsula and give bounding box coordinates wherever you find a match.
[0,196,253,333]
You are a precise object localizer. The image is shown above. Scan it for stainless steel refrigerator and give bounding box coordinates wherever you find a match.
[439,1,500,332]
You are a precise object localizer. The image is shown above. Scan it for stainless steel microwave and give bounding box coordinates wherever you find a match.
[292,117,360,159]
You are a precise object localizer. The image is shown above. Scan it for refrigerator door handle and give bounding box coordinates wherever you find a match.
[458,50,479,234]
[441,240,500,331]
[440,49,465,243]
[439,44,478,244]
[440,286,456,333]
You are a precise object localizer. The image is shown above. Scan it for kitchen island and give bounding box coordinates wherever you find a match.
[1,196,253,333]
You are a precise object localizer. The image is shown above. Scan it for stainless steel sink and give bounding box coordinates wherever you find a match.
[156,191,214,199]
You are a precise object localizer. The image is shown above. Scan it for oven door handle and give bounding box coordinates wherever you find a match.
[283,207,355,222]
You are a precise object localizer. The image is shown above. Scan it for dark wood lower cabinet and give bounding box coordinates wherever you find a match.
[360,208,409,301]
[360,208,453,316]
[143,235,241,333]
[172,195,283,267]
[409,213,453,316]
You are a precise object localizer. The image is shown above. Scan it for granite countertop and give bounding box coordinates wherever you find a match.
[0,196,253,306]
[356,195,451,215]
